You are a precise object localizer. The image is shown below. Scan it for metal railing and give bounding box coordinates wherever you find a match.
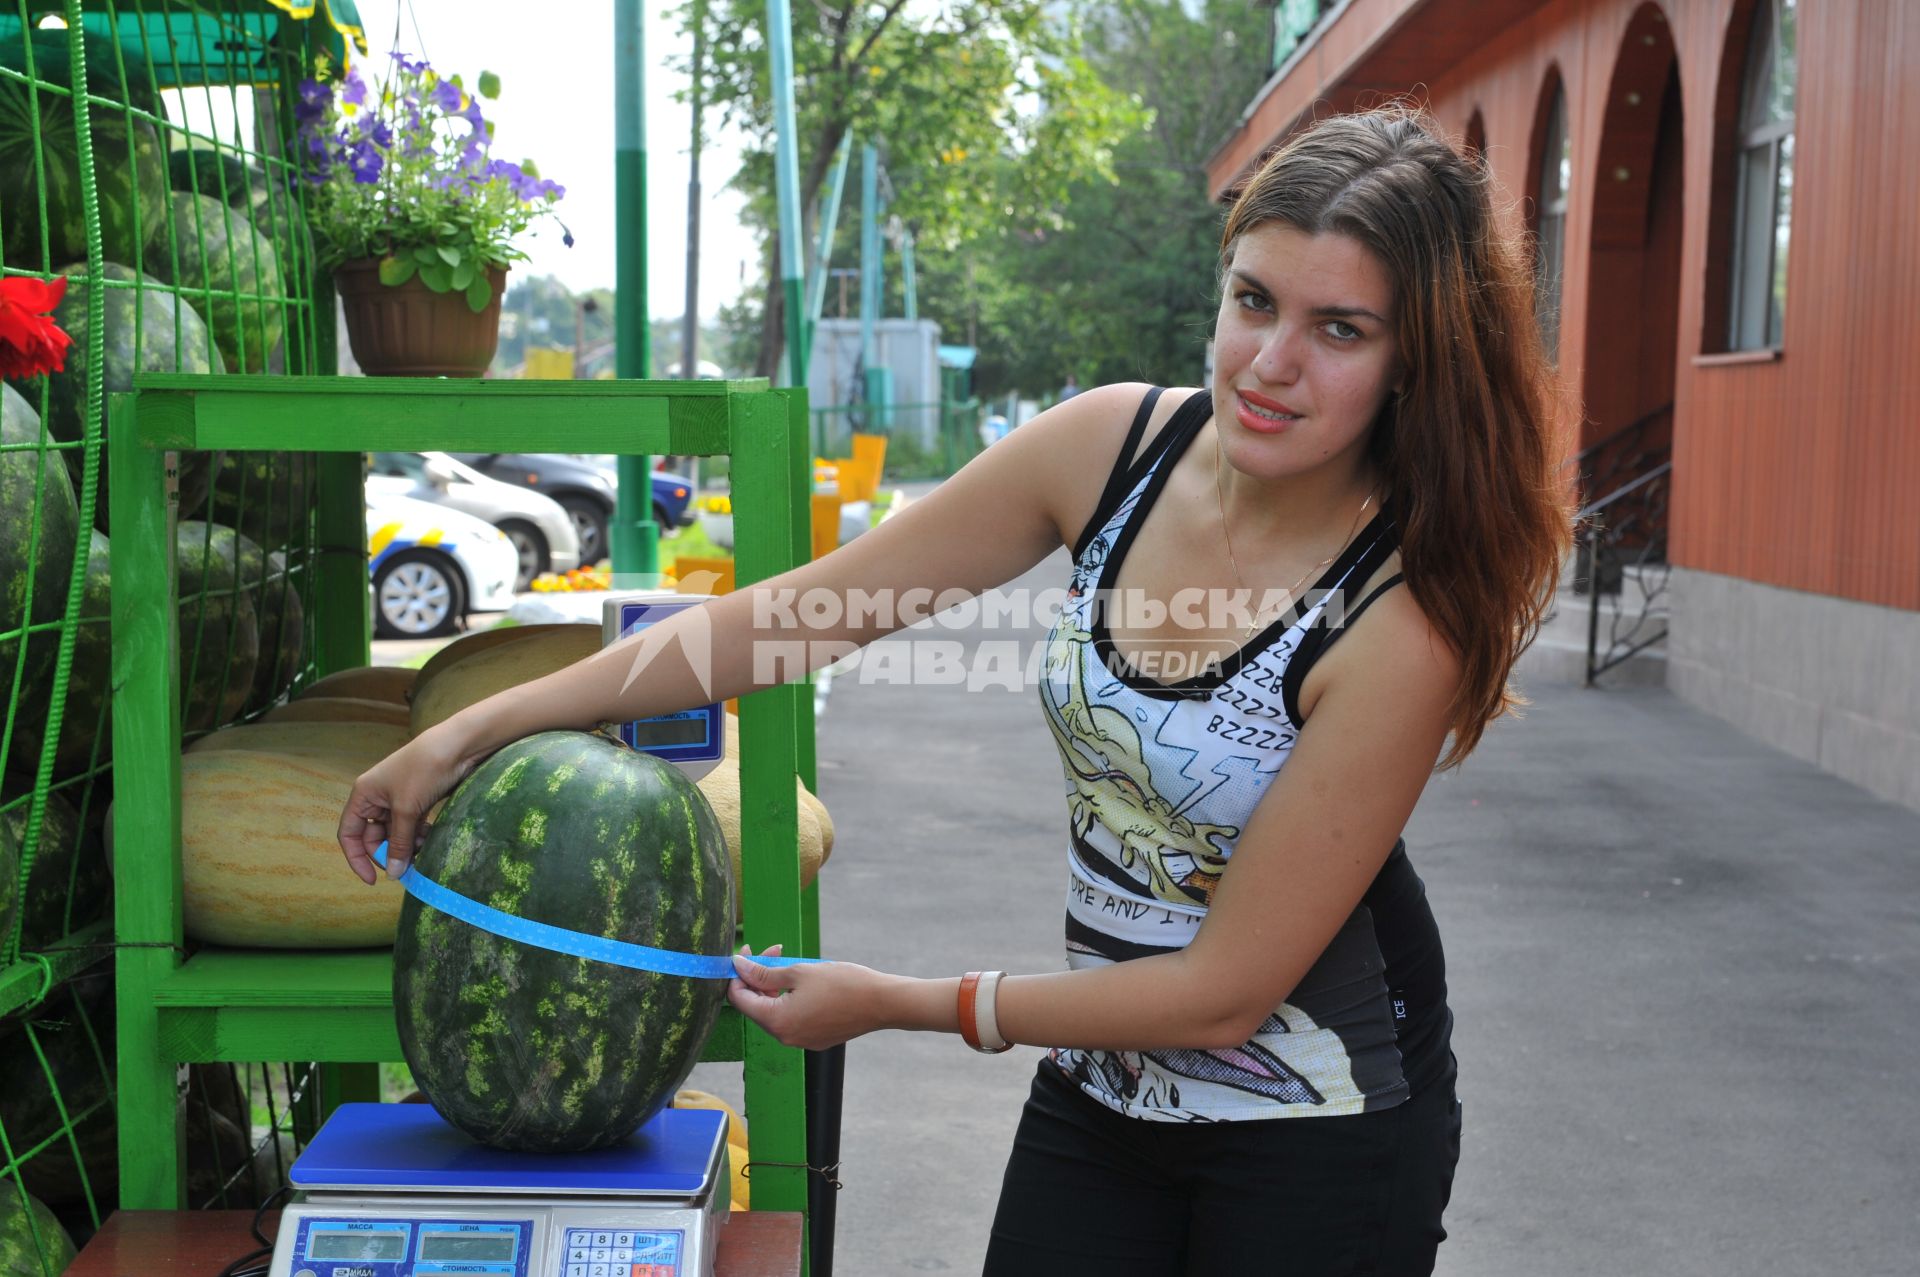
[1567,404,1674,683]
[810,399,988,480]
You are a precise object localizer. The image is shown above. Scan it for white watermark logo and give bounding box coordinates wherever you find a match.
[604,575,1360,697]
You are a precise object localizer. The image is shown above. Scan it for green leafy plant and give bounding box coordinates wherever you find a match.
[296,54,568,312]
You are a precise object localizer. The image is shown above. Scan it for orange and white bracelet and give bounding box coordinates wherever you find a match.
[958,970,1014,1054]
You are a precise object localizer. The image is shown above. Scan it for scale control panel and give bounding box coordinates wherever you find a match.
[558,1228,684,1277]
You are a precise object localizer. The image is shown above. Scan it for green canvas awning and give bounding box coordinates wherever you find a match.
[0,0,366,88]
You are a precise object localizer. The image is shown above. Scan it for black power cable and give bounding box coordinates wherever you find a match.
[214,1183,292,1277]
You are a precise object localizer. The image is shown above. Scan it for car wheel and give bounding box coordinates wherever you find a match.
[653,502,683,541]
[373,550,467,639]
[558,495,609,566]
[499,520,550,590]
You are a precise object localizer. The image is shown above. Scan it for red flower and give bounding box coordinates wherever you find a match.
[0,275,74,380]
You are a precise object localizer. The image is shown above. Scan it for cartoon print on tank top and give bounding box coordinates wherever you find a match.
[1039,396,1416,1123]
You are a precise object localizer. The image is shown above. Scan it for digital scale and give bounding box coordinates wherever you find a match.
[268,1104,731,1277]
[602,592,724,782]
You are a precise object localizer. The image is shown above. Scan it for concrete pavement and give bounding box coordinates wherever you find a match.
[702,545,1920,1276]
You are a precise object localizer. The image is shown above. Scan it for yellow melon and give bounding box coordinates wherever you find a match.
[413,622,585,690]
[186,721,409,773]
[720,710,834,854]
[674,1089,750,1212]
[258,697,412,728]
[294,666,418,706]
[409,625,603,737]
[695,751,829,921]
[179,751,404,947]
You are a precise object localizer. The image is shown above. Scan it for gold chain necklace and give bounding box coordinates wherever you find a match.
[1215,433,1378,640]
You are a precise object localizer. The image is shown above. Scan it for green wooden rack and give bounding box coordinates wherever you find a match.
[107,374,824,1232]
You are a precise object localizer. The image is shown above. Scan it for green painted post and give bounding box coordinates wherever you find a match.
[615,0,660,578]
[731,389,810,1229]
[312,453,369,674]
[108,395,187,1209]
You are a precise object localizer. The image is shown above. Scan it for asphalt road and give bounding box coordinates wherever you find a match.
[707,547,1920,1277]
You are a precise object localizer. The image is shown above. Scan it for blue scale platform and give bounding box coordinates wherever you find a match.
[293,1103,726,1196]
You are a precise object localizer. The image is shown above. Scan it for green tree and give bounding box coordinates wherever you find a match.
[679,0,1145,377]
[842,0,1269,401]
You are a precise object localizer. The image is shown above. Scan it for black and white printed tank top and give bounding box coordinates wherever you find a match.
[1038,387,1454,1122]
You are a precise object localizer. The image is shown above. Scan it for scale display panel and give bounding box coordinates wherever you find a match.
[601,593,723,780]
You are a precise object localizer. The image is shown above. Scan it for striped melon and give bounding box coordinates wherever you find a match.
[259,696,411,729]
[409,625,602,737]
[295,666,417,706]
[180,750,405,947]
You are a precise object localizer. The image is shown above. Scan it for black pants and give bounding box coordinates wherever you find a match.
[984,1060,1462,1276]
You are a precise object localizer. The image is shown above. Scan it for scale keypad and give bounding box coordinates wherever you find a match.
[560,1228,682,1277]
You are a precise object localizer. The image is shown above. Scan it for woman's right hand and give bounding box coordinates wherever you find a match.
[337,720,495,884]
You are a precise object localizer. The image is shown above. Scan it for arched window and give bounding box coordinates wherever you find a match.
[1534,81,1571,363]
[1729,0,1797,349]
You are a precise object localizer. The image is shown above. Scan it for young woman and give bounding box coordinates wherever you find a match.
[340,104,1571,1274]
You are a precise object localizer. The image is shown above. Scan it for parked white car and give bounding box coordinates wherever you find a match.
[366,493,519,639]
[368,450,581,589]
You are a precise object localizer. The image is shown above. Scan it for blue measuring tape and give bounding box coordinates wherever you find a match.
[373,841,823,980]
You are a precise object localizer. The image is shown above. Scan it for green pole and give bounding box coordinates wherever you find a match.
[766,0,807,392]
[859,144,890,430]
[803,133,854,365]
[614,0,659,577]
[901,230,917,321]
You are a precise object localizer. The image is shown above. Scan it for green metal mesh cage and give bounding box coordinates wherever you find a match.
[0,0,361,1266]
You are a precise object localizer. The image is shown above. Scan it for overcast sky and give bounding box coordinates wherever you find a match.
[344,1,758,319]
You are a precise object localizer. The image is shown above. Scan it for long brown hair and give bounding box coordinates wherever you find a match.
[1219,102,1574,769]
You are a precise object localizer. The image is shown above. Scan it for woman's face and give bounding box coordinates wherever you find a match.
[1210,223,1404,483]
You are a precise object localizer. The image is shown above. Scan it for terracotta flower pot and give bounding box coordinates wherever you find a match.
[334,257,507,377]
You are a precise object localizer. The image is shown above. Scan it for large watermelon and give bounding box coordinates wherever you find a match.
[0,975,252,1216]
[6,530,110,778]
[0,1181,76,1277]
[0,383,80,705]
[32,262,224,531]
[175,521,260,733]
[0,813,18,953]
[394,731,735,1153]
[0,30,167,271]
[0,971,117,1209]
[213,526,306,714]
[168,149,311,296]
[152,192,283,374]
[207,451,312,551]
[0,782,109,950]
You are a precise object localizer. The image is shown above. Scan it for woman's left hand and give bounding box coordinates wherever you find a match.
[728,944,893,1051]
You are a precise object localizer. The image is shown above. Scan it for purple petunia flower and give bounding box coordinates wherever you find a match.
[389,51,426,74]
[342,69,368,108]
[294,78,329,125]
[431,79,463,114]
[348,139,383,184]
[367,118,393,150]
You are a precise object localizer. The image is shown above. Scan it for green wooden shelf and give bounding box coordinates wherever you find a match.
[149,949,745,1065]
[110,374,818,1227]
